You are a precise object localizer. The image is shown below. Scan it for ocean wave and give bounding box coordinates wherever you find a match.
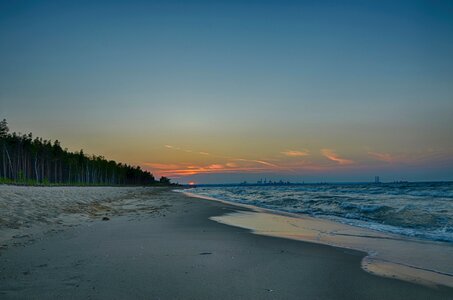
[188,182,453,243]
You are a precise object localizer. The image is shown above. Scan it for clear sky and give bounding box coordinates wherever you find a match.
[1,0,452,183]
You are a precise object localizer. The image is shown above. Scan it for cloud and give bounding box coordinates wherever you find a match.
[143,161,274,177]
[208,164,224,169]
[145,147,291,177]
[368,151,397,163]
[144,163,181,170]
[367,150,450,164]
[235,158,281,169]
[321,149,353,165]
[162,144,289,172]
[281,150,309,157]
[165,145,212,156]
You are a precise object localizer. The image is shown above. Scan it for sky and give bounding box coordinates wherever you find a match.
[1,0,452,183]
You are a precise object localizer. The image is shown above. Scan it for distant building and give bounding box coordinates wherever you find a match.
[374,176,380,183]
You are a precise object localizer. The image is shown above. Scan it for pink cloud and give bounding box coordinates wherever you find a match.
[321,149,353,165]
[144,158,284,177]
[144,163,181,170]
[281,150,310,157]
[367,150,451,164]
[208,164,224,169]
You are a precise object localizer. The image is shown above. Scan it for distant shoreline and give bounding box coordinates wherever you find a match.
[185,180,453,187]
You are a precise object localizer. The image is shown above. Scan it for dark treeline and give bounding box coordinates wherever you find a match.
[0,119,171,186]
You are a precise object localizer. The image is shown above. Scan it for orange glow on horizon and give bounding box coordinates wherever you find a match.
[140,145,452,179]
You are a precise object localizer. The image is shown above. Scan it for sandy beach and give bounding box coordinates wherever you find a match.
[1,186,452,299]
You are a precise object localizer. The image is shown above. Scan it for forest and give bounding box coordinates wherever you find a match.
[0,119,171,186]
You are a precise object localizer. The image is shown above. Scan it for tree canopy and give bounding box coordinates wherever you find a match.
[0,119,170,186]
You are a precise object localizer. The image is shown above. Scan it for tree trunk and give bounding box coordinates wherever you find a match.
[34,153,39,183]
[4,144,13,180]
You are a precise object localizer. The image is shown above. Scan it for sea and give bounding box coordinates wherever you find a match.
[186,182,453,243]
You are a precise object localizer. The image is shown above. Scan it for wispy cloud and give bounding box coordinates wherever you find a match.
[368,151,397,163]
[208,164,224,169]
[281,149,309,157]
[143,162,274,177]
[321,149,353,165]
[152,145,452,178]
[144,163,182,170]
[161,144,289,175]
[367,149,451,164]
[165,144,213,156]
[234,158,281,169]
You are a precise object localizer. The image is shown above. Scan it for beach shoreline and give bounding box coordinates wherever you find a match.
[1,186,452,299]
[183,191,453,288]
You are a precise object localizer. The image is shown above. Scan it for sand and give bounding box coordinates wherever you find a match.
[192,193,453,289]
[0,185,170,250]
[1,186,452,299]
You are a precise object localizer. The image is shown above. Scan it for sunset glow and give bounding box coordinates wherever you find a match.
[2,2,453,298]
[1,1,452,184]
[141,145,453,182]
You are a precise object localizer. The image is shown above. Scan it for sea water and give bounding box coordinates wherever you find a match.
[187,182,453,243]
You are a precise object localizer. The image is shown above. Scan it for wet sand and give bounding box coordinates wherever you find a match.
[1,187,452,299]
[195,193,453,289]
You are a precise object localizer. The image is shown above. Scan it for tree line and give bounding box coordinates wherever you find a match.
[0,119,171,186]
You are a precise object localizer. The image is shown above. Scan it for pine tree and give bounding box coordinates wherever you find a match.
[0,119,164,186]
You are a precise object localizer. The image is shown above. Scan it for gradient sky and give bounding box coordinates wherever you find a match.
[1,0,452,183]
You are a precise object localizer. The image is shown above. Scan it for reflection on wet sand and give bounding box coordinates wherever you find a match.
[183,192,453,288]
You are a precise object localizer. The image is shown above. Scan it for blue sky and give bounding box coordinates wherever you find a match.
[1,0,452,183]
